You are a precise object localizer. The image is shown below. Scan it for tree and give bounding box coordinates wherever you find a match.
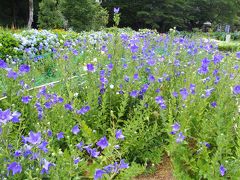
[38,0,65,29]
[28,0,34,28]
[61,0,109,31]
[102,0,240,32]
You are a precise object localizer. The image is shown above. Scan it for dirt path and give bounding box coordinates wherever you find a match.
[135,156,174,180]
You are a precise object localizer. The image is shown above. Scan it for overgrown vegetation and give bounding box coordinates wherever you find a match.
[0,26,239,179]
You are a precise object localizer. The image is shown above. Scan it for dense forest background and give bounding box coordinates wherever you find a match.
[0,0,240,32]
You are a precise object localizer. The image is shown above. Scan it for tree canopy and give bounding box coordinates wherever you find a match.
[0,0,239,32]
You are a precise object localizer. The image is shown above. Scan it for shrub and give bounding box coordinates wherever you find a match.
[0,31,20,60]
[218,42,240,51]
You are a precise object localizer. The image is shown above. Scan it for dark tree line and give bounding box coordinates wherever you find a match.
[0,0,240,32]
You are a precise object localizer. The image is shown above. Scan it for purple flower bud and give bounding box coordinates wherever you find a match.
[220,165,226,176]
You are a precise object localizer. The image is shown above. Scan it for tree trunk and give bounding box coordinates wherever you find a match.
[27,0,33,28]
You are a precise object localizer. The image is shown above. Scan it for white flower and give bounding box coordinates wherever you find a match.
[110,84,114,89]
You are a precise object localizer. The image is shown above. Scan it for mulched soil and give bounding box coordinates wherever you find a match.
[135,156,174,180]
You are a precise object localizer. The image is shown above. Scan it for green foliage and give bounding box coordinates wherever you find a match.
[61,0,109,31]
[218,42,240,52]
[0,31,20,60]
[116,162,146,179]
[0,29,240,179]
[103,0,240,32]
[38,0,65,29]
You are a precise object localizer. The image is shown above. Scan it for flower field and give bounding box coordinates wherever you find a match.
[0,28,240,179]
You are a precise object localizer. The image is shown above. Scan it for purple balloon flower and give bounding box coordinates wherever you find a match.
[85,147,100,158]
[11,111,21,123]
[0,109,12,124]
[0,59,7,69]
[74,157,80,164]
[38,141,48,153]
[72,125,80,135]
[94,169,105,180]
[176,132,185,143]
[76,141,84,151]
[86,63,95,72]
[57,132,64,140]
[113,7,120,14]
[64,103,73,111]
[7,162,22,175]
[236,52,240,59]
[180,88,189,100]
[119,159,129,169]
[116,129,125,140]
[220,165,226,176]
[26,131,42,145]
[21,96,32,104]
[7,69,18,80]
[41,159,55,174]
[19,64,30,73]
[171,123,180,134]
[233,85,240,95]
[96,136,109,149]
[76,106,90,115]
